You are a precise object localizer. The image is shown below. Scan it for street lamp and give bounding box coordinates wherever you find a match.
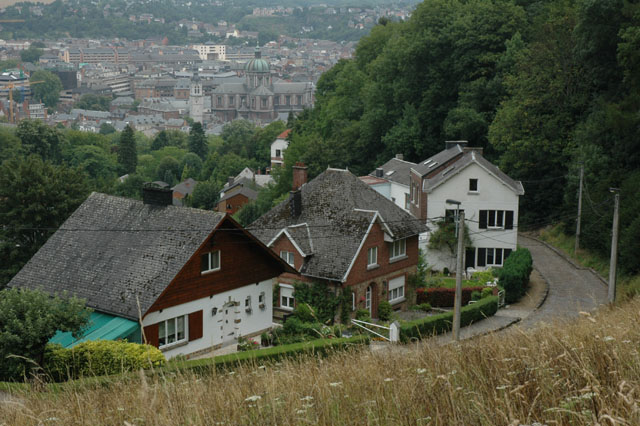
[446,199,464,341]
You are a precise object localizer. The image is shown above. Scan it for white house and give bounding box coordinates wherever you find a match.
[270,128,291,168]
[361,154,414,212]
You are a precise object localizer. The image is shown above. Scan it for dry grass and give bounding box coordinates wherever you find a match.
[2,299,640,425]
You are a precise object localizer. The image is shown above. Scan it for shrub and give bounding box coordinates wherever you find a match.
[292,303,316,323]
[419,303,432,312]
[355,309,371,322]
[471,268,495,284]
[471,291,482,301]
[481,287,494,299]
[497,248,533,303]
[416,287,486,307]
[377,301,392,322]
[44,340,165,382]
[399,296,499,342]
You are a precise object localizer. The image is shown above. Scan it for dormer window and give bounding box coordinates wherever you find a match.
[367,246,378,269]
[390,239,406,260]
[469,178,478,192]
[201,250,220,274]
[280,250,294,267]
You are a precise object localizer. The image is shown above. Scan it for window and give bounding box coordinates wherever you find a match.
[286,95,290,105]
[479,210,514,230]
[390,239,406,260]
[201,250,220,273]
[352,291,356,311]
[275,149,281,157]
[445,209,465,223]
[258,292,265,309]
[217,96,222,106]
[388,276,405,304]
[245,295,252,313]
[476,248,512,267]
[229,96,234,105]
[469,179,478,192]
[261,97,267,108]
[158,315,187,348]
[297,95,302,105]
[280,284,294,310]
[367,246,378,267]
[280,250,294,267]
[404,193,410,210]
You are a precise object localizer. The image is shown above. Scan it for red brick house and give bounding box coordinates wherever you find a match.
[250,165,426,320]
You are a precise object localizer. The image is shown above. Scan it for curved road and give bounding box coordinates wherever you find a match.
[518,234,608,326]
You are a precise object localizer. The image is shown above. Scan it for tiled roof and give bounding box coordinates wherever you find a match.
[411,144,464,176]
[8,193,225,320]
[250,168,426,282]
[369,157,417,187]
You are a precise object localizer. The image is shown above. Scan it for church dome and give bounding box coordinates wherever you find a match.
[245,48,269,73]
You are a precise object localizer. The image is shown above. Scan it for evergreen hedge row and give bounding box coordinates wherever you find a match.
[496,248,533,303]
[416,286,487,307]
[399,296,499,343]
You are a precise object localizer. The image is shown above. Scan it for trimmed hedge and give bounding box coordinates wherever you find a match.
[416,286,486,307]
[497,248,533,303]
[44,340,165,382]
[399,296,499,342]
[166,335,370,374]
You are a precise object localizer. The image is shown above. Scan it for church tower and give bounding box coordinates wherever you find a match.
[189,69,204,124]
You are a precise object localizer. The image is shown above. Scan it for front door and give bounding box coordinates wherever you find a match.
[365,285,372,315]
[219,301,237,345]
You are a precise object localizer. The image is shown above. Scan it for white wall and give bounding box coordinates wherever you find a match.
[389,182,409,212]
[143,278,274,359]
[270,138,288,162]
[425,162,520,271]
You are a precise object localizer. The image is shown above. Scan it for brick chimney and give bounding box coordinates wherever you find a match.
[292,162,308,191]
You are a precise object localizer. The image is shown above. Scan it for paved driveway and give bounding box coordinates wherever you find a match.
[518,234,608,327]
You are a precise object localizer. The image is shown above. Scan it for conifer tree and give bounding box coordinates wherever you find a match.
[188,122,208,160]
[117,124,137,174]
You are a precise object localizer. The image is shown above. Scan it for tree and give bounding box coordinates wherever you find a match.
[0,156,89,287]
[188,122,208,160]
[117,124,137,174]
[180,152,203,179]
[155,156,181,184]
[427,220,473,271]
[0,288,90,381]
[16,119,64,163]
[20,46,43,63]
[151,130,169,150]
[191,179,219,210]
[99,122,116,135]
[219,120,257,158]
[30,70,63,108]
[75,94,111,111]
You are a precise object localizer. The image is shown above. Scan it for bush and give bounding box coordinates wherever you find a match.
[44,340,165,382]
[497,248,533,303]
[399,296,499,342]
[292,303,316,323]
[471,291,482,301]
[411,303,432,312]
[377,301,392,321]
[481,287,494,299]
[471,268,496,284]
[416,287,486,307]
[355,309,371,322]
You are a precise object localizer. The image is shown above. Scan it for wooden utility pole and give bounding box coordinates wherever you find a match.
[452,211,465,341]
[608,189,620,304]
[575,164,584,254]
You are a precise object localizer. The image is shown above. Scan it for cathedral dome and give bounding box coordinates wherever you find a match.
[245,48,269,73]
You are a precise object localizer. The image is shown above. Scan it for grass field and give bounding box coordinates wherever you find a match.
[2,296,640,424]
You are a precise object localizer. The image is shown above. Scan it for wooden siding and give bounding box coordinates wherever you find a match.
[188,310,203,341]
[146,217,285,314]
[144,323,159,347]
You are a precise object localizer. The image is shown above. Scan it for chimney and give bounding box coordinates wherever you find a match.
[395,153,403,161]
[445,140,468,150]
[142,182,173,206]
[375,168,384,178]
[228,176,234,187]
[463,146,484,156]
[289,189,302,218]
[292,162,308,191]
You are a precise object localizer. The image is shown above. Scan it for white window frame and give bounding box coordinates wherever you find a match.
[280,250,295,267]
[487,210,506,229]
[367,246,378,268]
[390,239,406,260]
[279,284,295,311]
[201,250,220,274]
[158,315,188,349]
[469,178,478,192]
[352,291,356,311]
[388,276,405,304]
[484,248,504,266]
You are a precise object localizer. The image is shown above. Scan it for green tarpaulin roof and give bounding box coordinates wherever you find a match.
[50,312,140,348]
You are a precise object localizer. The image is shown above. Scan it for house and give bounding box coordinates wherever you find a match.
[217,182,258,215]
[250,164,427,320]
[368,141,524,272]
[360,154,414,212]
[172,178,197,206]
[271,128,291,168]
[8,186,294,359]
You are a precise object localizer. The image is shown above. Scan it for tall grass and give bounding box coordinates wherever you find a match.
[2,298,640,425]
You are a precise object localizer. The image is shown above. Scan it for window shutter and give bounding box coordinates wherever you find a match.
[143,323,159,347]
[477,248,486,267]
[479,210,487,229]
[189,310,203,341]
[505,211,514,230]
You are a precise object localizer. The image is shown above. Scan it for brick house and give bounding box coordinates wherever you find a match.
[250,165,426,320]
[9,187,293,359]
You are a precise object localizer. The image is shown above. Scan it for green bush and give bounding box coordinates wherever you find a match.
[377,301,392,322]
[44,340,165,382]
[481,287,494,299]
[472,268,495,284]
[292,303,316,323]
[355,309,371,322]
[399,296,499,343]
[497,248,533,303]
[471,290,482,301]
[419,303,432,312]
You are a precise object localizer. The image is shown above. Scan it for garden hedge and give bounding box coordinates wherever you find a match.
[416,286,487,307]
[399,296,499,342]
[44,340,165,382]
[496,248,533,303]
[165,335,370,374]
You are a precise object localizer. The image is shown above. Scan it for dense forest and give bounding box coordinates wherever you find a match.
[277,0,640,275]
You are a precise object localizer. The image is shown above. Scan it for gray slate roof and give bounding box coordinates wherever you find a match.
[8,193,225,320]
[219,186,258,203]
[412,144,464,176]
[250,168,426,282]
[370,157,417,187]
[424,150,525,195]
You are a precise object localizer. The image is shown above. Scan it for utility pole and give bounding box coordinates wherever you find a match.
[608,189,620,304]
[452,210,464,341]
[575,163,584,254]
